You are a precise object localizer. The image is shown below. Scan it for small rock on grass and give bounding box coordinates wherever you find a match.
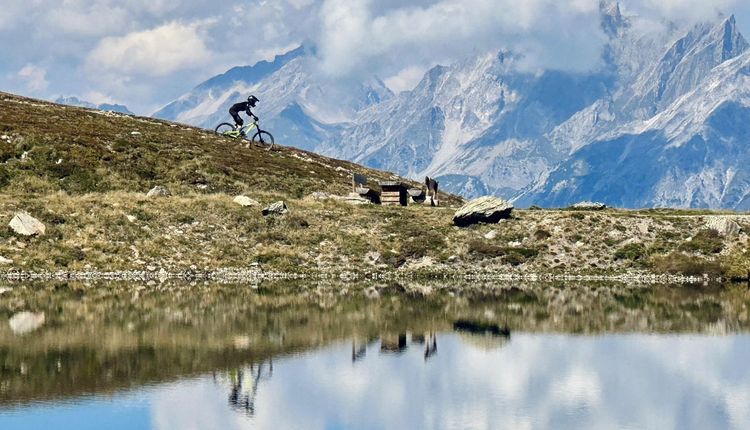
[262,201,289,216]
[0,256,13,265]
[9,212,46,236]
[146,186,171,198]
[484,230,498,240]
[234,195,259,207]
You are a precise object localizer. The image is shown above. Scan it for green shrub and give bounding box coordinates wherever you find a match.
[678,229,724,255]
[614,243,647,262]
[400,231,445,259]
[651,252,725,277]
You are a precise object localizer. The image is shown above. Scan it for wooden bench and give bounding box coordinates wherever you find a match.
[380,181,408,206]
[352,173,380,204]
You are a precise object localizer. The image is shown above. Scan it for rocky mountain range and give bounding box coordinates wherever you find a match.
[154,2,750,210]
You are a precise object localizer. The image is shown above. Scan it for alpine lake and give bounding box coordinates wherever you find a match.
[1,278,749,430]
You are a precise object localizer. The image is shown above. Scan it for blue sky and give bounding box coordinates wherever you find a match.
[2,0,750,115]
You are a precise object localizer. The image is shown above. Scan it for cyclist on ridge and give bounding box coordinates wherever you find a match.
[229,95,259,135]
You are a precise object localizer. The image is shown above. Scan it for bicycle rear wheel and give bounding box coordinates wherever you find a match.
[215,123,237,136]
[251,130,275,151]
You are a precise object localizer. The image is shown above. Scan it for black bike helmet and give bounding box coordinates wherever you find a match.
[247,95,259,107]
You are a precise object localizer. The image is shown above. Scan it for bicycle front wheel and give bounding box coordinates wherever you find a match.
[215,123,236,136]
[251,130,275,151]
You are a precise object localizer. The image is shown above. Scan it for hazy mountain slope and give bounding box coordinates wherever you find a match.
[55,96,133,115]
[153,46,392,152]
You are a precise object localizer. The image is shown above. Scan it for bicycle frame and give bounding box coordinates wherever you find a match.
[240,121,259,134]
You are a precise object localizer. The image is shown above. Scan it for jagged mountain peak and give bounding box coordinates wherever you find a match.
[600,1,628,37]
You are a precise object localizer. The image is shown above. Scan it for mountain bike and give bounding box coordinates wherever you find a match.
[215,119,275,151]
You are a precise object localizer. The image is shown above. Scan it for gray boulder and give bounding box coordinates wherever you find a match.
[146,186,171,198]
[453,196,514,227]
[704,217,742,237]
[570,201,607,211]
[0,256,12,265]
[262,201,289,216]
[9,212,46,236]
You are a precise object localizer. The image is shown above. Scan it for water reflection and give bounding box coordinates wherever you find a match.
[0,280,748,429]
[159,334,749,430]
[223,361,273,417]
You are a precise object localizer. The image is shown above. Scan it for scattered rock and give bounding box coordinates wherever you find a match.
[126,215,137,223]
[146,185,171,198]
[9,212,46,236]
[453,196,514,227]
[9,312,45,335]
[570,201,607,211]
[308,192,342,201]
[484,230,498,240]
[262,201,289,216]
[131,131,142,136]
[342,192,371,205]
[0,256,13,265]
[234,195,259,207]
[705,217,742,237]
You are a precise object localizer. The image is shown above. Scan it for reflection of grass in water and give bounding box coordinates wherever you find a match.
[615,294,644,310]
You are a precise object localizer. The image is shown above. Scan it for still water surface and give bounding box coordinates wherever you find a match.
[1,281,749,429]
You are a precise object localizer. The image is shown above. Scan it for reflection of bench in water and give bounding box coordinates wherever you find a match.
[380,333,408,353]
[453,320,510,337]
[412,332,438,360]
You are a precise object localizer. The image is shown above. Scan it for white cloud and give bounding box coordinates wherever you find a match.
[384,65,428,93]
[85,21,213,77]
[628,0,737,23]
[16,64,48,93]
[316,0,607,78]
[43,4,131,37]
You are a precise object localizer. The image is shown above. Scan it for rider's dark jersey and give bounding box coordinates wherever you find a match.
[229,101,254,116]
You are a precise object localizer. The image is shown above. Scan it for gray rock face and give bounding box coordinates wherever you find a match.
[233,195,259,207]
[704,217,743,236]
[146,186,171,198]
[9,312,45,335]
[9,212,46,236]
[262,201,289,216]
[570,201,608,211]
[453,196,514,227]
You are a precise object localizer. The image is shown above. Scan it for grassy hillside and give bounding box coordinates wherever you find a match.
[0,92,454,199]
[0,92,748,280]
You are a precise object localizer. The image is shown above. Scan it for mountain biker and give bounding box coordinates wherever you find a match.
[229,95,259,134]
